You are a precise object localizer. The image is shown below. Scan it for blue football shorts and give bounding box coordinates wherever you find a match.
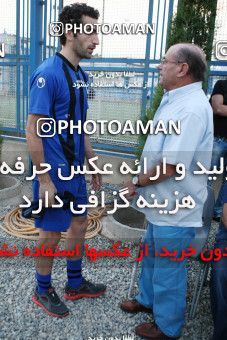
[32,174,88,232]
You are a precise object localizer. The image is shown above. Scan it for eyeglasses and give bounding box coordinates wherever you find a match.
[160,57,185,65]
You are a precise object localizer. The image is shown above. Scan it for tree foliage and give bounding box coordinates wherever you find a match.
[136,84,163,158]
[167,0,217,60]
[136,0,217,158]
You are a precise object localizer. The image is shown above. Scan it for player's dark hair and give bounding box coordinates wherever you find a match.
[59,3,99,45]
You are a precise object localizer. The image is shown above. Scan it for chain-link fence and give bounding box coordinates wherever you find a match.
[0,0,227,152]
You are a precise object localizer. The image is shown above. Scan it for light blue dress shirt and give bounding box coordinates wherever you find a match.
[134,82,213,227]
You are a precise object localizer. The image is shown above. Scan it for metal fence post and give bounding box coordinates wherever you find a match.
[166,0,174,47]
[57,0,64,51]
[28,0,44,173]
[141,0,154,118]
[30,0,44,74]
[16,0,21,134]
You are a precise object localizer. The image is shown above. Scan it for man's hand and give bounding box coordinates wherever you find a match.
[39,178,57,207]
[122,180,137,198]
[91,173,102,192]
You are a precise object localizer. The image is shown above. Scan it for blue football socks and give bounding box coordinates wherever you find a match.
[67,259,83,289]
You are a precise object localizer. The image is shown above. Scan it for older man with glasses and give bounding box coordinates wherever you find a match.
[120,43,213,339]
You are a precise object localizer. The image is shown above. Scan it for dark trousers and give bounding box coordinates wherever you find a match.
[210,224,227,340]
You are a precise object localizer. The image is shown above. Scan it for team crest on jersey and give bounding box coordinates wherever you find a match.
[37,77,46,88]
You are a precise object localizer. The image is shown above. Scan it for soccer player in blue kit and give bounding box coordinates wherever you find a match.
[26,3,106,318]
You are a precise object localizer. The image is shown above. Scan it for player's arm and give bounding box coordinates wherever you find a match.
[84,134,96,163]
[26,114,49,176]
[26,114,56,204]
[211,94,227,117]
[84,135,102,191]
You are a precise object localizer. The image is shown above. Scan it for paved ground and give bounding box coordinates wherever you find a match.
[0,173,221,339]
[0,223,218,340]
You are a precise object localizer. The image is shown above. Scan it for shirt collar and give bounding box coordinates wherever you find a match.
[56,52,80,72]
[166,82,202,103]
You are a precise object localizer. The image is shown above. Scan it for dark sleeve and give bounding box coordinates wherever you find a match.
[211,80,224,97]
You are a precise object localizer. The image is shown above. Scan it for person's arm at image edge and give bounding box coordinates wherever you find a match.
[211,94,227,117]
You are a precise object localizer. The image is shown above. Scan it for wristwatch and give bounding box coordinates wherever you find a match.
[132,175,140,186]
